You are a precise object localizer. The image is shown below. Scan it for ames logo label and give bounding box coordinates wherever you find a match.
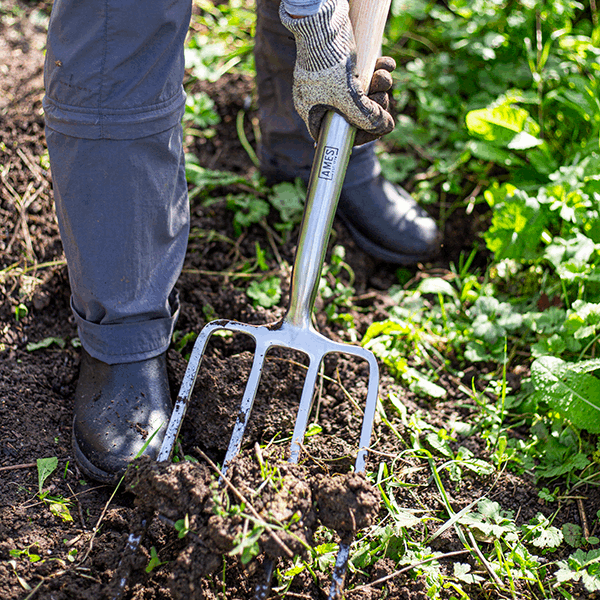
[319,146,339,180]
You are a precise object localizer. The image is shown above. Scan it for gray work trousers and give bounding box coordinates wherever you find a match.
[44,0,380,364]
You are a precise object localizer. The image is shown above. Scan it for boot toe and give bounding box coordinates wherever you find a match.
[337,175,441,264]
[72,350,172,484]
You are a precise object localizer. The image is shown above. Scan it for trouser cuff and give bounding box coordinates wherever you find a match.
[72,291,180,365]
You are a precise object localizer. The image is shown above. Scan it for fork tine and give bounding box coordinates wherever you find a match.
[158,320,228,462]
[289,356,322,464]
[328,542,351,599]
[353,349,379,473]
[221,335,270,474]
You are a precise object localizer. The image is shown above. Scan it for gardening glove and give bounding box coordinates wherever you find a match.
[280,0,395,146]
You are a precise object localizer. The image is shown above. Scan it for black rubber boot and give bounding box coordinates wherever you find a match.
[337,175,441,264]
[72,350,172,484]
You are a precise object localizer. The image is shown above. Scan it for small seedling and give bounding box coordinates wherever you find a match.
[229,525,264,565]
[146,546,167,573]
[36,457,73,522]
[37,456,58,495]
[14,303,28,321]
[174,514,192,539]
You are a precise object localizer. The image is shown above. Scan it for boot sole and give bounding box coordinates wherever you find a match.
[72,425,122,485]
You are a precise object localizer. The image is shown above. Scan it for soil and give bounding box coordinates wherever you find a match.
[1,2,598,600]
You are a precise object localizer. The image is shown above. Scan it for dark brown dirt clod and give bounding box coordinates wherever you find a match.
[314,472,380,536]
[125,456,213,521]
[226,455,317,559]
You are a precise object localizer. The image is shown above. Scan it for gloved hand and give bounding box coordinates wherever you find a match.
[279,0,395,146]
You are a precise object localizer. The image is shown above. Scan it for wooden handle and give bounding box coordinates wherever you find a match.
[349,0,392,91]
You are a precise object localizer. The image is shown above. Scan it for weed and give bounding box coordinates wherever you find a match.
[35,457,73,523]
[183,92,220,138]
[174,514,193,539]
[555,548,600,593]
[246,275,282,309]
[26,337,66,352]
[186,0,255,82]
[146,547,167,573]
[14,302,28,321]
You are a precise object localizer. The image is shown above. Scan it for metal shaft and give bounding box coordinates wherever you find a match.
[285,112,356,329]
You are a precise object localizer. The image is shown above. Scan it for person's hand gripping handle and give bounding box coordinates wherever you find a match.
[281,0,395,145]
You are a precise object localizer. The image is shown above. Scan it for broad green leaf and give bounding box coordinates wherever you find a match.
[394,510,422,529]
[466,105,530,146]
[460,457,495,476]
[227,195,270,235]
[184,92,220,128]
[417,277,457,298]
[305,423,322,437]
[556,549,600,592]
[484,189,549,261]
[269,180,305,227]
[472,314,504,344]
[531,356,600,433]
[185,163,248,191]
[484,181,517,208]
[49,502,73,523]
[426,432,454,458]
[562,523,584,548]
[526,145,559,175]
[380,152,419,183]
[454,562,485,584]
[37,456,58,495]
[531,525,563,549]
[362,319,411,345]
[405,368,447,399]
[467,140,524,167]
[283,564,305,578]
[536,451,590,479]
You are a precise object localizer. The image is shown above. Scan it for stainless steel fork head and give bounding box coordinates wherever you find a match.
[158,316,379,474]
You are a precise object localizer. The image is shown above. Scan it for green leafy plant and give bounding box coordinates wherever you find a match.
[14,303,28,321]
[183,92,221,137]
[246,275,281,309]
[268,179,305,233]
[185,0,255,83]
[26,337,67,352]
[530,356,600,433]
[37,456,58,495]
[229,524,264,565]
[555,548,600,592]
[174,514,192,539]
[227,194,270,236]
[146,546,167,573]
[36,457,73,523]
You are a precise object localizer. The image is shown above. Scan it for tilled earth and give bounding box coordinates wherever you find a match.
[2,2,597,599]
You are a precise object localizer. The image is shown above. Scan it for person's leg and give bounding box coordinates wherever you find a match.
[44,0,192,483]
[48,130,189,365]
[255,0,441,264]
